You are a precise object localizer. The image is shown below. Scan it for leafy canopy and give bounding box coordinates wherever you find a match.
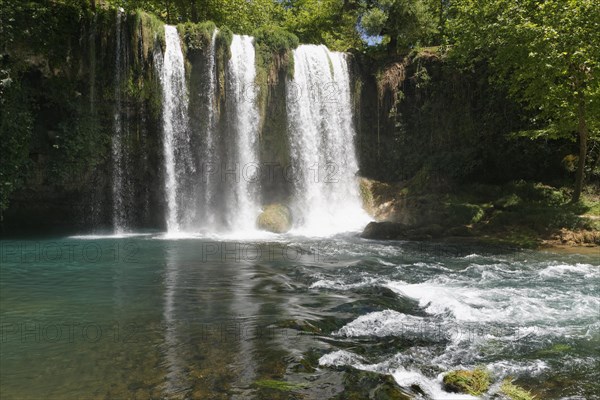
[447,0,600,201]
[360,0,438,52]
[448,0,600,141]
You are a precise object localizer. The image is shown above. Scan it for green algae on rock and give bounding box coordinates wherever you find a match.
[442,368,491,396]
[499,379,536,400]
[257,203,292,233]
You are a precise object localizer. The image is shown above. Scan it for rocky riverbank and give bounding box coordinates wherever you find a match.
[359,177,600,251]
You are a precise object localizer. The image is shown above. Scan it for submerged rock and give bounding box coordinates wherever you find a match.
[333,368,412,400]
[257,203,292,233]
[252,379,307,391]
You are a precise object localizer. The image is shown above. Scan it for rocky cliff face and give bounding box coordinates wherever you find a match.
[351,49,574,185]
[0,5,578,234]
[1,7,298,233]
[1,7,165,233]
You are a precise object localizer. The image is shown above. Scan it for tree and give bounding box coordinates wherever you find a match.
[102,0,286,32]
[359,0,437,54]
[281,0,363,50]
[449,0,600,202]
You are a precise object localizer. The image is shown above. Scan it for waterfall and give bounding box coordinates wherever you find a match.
[160,25,191,233]
[184,28,219,231]
[111,10,131,233]
[200,29,219,228]
[225,35,261,232]
[156,29,366,236]
[286,45,370,235]
[159,32,261,235]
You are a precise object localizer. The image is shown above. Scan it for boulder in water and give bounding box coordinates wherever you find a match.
[362,221,450,240]
[337,368,412,399]
[257,204,292,233]
[499,379,535,400]
[442,368,490,396]
[361,222,410,240]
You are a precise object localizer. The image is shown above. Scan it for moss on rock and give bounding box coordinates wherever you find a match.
[359,178,376,215]
[215,26,233,102]
[135,10,165,51]
[446,203,485,225]
[442,368,490,396]
[177,21,216,55]
[253,25,299,82]
[500,379,536,400]
[257,203,292,233]
[253,25,298,147]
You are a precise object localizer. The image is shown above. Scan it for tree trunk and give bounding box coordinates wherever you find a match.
[439,0,444,39]
[387,35,398,55]
[572,93,588,203]
[201,0,209,21]
[191,0,198,22]
[593,143,600,171]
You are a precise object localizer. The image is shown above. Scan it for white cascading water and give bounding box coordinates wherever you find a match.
[160,25,191,233]
[225,35,261,232]
[156,31,367,236]
[201,29,219,228]
[111,11,128,233]
[287,45,370,235]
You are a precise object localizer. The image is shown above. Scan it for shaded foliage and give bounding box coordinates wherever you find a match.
[447,0,600,201]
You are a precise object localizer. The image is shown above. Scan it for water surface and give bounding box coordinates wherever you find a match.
[1,234,598,399]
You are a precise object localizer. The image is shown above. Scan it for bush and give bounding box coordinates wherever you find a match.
[178,21,217,53]
[447,203,485,225]
[253,26,299,53]
[254,25,299,80]
[214,25,233,61]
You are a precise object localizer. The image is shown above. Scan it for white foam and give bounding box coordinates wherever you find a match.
[310,276,381,290]
[392,368,478,400]
[333,310,425,337]
[318,350,365,367]
[377,258,397,266]
[318,351,478,399]
[68,232,154,239]
[538,263,599,278]
[152,230,280,241]
[486,359,549,377]
[385,280,599,326]
[462,254,480,259]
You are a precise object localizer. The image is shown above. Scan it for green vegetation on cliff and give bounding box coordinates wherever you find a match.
[0,3,165,227]
[253,25,299,131]
[449,0,600,202]
[1,0,598,233]
[0,81,33,211]
[178,21,216,54]
[360,175,600,248]
[254,25,299,80]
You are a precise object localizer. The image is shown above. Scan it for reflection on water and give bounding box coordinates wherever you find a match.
[0,235,598,399]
